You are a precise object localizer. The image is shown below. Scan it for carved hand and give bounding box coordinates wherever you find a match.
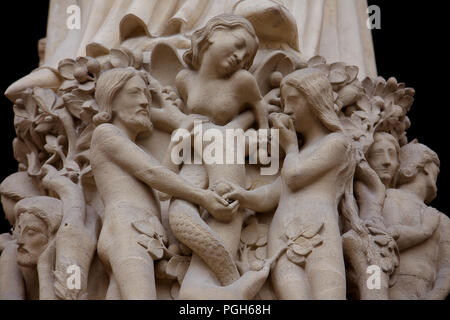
[354,160,386,220]
[264,88,281,113]
[214,180,247,205]
[201,190,240,223]
[269,113,298,154]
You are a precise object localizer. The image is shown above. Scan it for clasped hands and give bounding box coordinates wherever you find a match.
[199,180,253,223]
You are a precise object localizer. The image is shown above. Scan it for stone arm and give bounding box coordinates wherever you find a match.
[238,71,269,130]
[41,166,97,300]
[0,241,25,300]
[424,213,450,300]
[354,160,386,221]
[221,177,282,213]
[93,125,237,222]
[383,203,440,251]
[149,82,194,134]
[282,134,350,192]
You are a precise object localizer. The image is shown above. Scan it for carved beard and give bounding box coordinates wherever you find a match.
[129,113,153,135]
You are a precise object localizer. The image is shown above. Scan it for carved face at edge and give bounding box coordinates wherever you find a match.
[423,162,439,204]
[202,27,254,77]
[112,75,152,135]
[281,84,312,133]
[367,137,399,188]
[16,213,49,268]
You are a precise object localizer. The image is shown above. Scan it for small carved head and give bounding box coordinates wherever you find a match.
[183,14,259,74]
[367,132,400,188]
[0,172,42,227]
[94,67,153,133]
[281,68,343,133]
[397,141,440,203]
[14,196,62,268]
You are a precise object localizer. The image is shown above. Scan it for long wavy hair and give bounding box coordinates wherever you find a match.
[281,68,361,231]
[15,196,63,237]
[183,14,259,71]
[93,67,150,126]
[281,68,343,132]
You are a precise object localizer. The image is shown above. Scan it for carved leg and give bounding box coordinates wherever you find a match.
[105,275,121,300]
[97,208,158,300]
[271,254,312,300]
[306,232,347,300]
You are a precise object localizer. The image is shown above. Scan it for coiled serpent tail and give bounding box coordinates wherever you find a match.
[169,204,240,286]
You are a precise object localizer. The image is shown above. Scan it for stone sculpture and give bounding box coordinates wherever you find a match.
[1,1,448,300]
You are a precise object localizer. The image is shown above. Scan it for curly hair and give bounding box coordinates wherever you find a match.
[94,67,151,126]
[15,196,63,237]
[397,141,440,186]
[183,14,259,71]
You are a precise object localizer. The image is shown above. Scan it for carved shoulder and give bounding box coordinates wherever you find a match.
[175,69,191,101]
[91,124,122,153]
[321,132,351,162]
[233,70,262,100]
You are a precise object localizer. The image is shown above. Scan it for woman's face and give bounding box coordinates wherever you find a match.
[203,27,254,76]
[281,84,311,132]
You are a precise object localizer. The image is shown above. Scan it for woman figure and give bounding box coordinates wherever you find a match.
[168,14,275,298]
[220,68,354,299]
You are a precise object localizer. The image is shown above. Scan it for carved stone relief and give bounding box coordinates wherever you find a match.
[1,1,448,300]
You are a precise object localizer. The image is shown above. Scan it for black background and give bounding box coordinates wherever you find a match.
[0,1,448,234]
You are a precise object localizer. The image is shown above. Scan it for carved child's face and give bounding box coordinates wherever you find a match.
[281,84,310,132]
[367,138,399,187]
[16,213,48,267]
[204,27,254,76]
[424,162,439,204]
[113,75,152,134]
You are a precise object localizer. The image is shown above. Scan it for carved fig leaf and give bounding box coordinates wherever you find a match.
[132,217,167,244]
[302,221,324,239]
[285,217,304,240]
[58,59,76,80]
[241,222,259,246]
[292,243,312,256]
[286,248,306,267]
[43,135,64,157]
[146,238,165,260]
[255,246,267,260]
[329,62,348,85]
[62,90,93,119]
[250,260,264,271]
[166,256,190,283]
[33,88,58,117]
